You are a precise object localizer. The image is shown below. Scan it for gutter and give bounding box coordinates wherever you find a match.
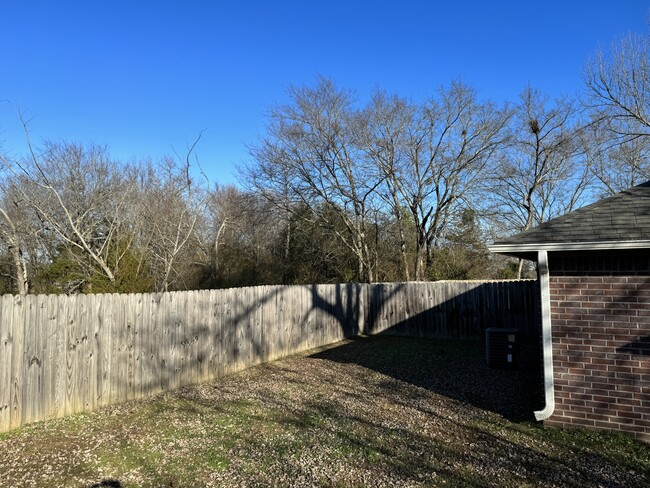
[489,239,650,254]
[534,250,555,421]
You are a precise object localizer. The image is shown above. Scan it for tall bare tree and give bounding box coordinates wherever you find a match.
[6,138,139,291]
[205,185,239,279]
[490,87,591,277]
[139,154,206,292]
[397,81,511,280]
[248,78,385,282]
[356,90,414,280]
[583,33,650,191]
[0,169,34,295]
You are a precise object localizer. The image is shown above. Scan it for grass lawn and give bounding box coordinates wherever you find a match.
[0,335,648,487]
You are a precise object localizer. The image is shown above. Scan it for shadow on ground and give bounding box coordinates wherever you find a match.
[310,335,543,422]
[88,480,122,488]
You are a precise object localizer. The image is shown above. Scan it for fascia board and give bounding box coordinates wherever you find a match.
[489,240,650,254]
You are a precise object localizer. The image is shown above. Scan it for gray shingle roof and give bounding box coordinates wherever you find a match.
[492,181,650,247]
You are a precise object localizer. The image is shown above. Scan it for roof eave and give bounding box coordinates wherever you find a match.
[489,239,650,257]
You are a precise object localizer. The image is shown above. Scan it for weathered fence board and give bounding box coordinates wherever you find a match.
[0,280,537,433]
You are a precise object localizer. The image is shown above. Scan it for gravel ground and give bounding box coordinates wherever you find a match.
[0,335,648,487]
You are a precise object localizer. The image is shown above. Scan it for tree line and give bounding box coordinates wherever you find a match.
[1,34,649,294]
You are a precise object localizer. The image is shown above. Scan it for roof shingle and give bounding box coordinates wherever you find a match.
[492,181,650,247]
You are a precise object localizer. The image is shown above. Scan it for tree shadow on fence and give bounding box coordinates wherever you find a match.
[364,281,540,344]
[136,283,370,402]
[2,280,540,433]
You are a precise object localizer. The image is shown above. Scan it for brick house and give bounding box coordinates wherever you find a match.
[490,181,650,441]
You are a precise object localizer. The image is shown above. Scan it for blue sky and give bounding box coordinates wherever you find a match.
[1,1,648,185]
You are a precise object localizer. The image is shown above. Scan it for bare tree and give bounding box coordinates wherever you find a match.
[247,78,385,282]
[139,153,206,292]
[204,184,242,279]
[584,33,650,141]
[0,168,34,294]
[583,33,650,191]
[5,137,139,291]
[582,122,650,194]
[398,81,511,280]
[490,87,591,276]
[202,184,288,286]
[356,91,415,280]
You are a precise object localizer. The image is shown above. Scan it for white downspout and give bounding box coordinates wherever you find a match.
[535,250,555,421]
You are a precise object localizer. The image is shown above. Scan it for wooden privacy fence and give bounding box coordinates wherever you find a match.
[0,280,537,432]
[368,280,539,340]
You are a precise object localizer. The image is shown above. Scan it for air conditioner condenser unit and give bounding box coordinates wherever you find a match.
[485,327,519,369]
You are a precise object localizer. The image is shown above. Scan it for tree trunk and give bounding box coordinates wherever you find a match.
[9,244,28,295]
[214,219,228,276]
[393,212,410,281]
[414,236,427,281]
[0,209,29,295]
[399,236,410,281]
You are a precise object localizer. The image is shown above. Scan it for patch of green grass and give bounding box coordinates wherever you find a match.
[94,443,163,474]
[538,423,650,471]
[197,447,231,471]
[361,445,382,462]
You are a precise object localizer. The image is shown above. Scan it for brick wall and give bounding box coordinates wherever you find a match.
[546,251,650,441]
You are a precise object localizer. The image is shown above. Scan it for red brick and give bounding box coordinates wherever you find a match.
[615,423,639,432]
[570,393,593,402]
[614,397,639,407]
[577,381,608,390]
[587,288,605,296]
[563,398,587,407]
[569,367,591,376]
[591,394,613,404]
[614,372,639,382]
[557,385,585,394]
[611,284,639,292]
[593,406,616,417]
[628,417,650,427]
[608,365,633,374]
[580,314,606,322]
[586,283,612,290]
[561,301,584,308]
[562,411,588,419]
[617,384,645,393]
[606,352,634,360]
[616,410,643,420]
[559,337,584,345]
[595,420,619,429]
[587,364,609,372]
[588,333,611,341]
[588,351,609,360]
[610,402,635,412]
[590,357,616,366]
[566,417,596,427]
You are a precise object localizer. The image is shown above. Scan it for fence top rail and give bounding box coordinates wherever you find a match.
[373,279,538,285]
[0,279,538,300]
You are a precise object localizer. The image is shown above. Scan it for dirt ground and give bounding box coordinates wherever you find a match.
[0,335,648,487]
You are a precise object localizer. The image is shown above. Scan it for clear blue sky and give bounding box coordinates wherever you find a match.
[1,1,648,185]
